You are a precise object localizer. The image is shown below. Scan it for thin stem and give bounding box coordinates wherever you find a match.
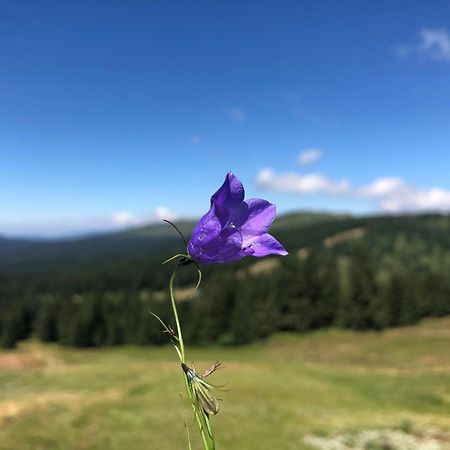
[162,253,186,265]
[180,393,193,450]
[169,266,215,450]
[163,219,187,249]
[169,268,185,362]
[183,375,213,450]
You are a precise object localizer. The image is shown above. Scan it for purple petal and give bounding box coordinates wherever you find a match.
[188,204,244,264]
[211,173,244,225]
[231,199,276,247]
[188,206,221,253]
[191,228,244,265]
[238,245,255,259]
[245,233,288,257]
[211,227,245,263]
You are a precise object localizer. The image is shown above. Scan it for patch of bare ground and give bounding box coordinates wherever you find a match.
[235,258,281,278]
[247,258,280,275]
[0,353,43,371]
[0,389,122,425]
[0,342,69,373]
[153,286,199,302]
[323,227,366,248]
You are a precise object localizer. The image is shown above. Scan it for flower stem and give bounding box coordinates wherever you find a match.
[169,267,215,450]
[169,268,185,362]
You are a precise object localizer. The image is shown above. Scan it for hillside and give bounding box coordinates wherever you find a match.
[0,221,196,272]
[1,211,449,350]
[1,212,449,274]
[0,213,340,273]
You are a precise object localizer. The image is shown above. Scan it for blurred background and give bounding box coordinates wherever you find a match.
[1,1,449,449]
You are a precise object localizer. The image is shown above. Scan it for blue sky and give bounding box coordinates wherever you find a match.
[1,1,450,237]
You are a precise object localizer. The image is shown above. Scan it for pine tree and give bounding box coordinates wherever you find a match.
[277,256,313,332]
[228,272,279,345]
[229,279,254,345]
[315,254,340,328]
[337,245,377,330]
[188,270,236,344]
[422,272,450,317]
[35,295,59,342]
[1,308,23,348]
[375,273,402,329]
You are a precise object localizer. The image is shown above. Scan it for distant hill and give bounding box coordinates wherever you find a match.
[0,213,339,272]
[0,212,449,274]
[269,211,347,229]
[0,221,196,272]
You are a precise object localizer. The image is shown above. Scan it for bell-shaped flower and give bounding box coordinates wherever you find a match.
[188,172,288,265]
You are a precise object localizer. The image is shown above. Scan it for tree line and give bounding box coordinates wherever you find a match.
[1,244,449,349]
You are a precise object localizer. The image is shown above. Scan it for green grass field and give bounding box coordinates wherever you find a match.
[1,317,449,450]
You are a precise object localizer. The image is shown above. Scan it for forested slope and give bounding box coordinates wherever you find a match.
[1,212,449,348]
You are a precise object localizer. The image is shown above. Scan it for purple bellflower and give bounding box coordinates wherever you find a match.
[188,172,288,265]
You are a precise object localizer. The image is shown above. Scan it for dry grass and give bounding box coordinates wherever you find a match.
[0,317,449,450]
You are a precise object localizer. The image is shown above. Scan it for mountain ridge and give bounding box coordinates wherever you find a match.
[1,211,449,273]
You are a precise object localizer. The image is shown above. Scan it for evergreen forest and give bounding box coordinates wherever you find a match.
[1,213,449,348]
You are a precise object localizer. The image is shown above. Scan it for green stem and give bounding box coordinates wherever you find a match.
[169,268,185,362]
[169,267,215,450]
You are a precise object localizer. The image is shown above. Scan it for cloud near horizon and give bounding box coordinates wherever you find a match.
[358,177,450,212]
[395,28,450,63]
[0,206,179,239]
[257,168,350,195]
[111,206,178,227]
[257,168,450,213]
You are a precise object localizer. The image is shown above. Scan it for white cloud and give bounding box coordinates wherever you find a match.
[154,206,178,221]
[112,207,177,226]
[395,28,450,63]
[257,167,450,213]
[358,177,450,212]
[419,28,450,62]
[1,207,179,238]
[257,168,350,195]
[298,149,323,166]
[225,107,246,123]
[358,177,406,197]
[111,211,145,226]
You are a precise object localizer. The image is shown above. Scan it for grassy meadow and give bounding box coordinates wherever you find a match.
[1,317,449,450]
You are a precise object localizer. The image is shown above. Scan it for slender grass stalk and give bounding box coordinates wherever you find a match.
[168,268,185,361]
[180,394,193,450]
[168,266,215,450]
